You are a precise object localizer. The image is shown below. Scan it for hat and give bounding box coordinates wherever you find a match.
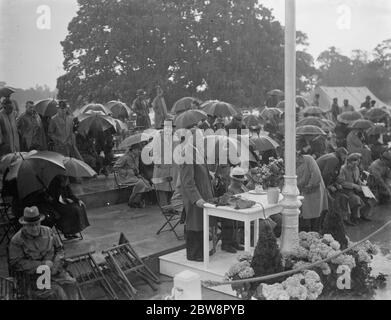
[347,153,361,163]
[19,206,44,225]
[136,89,147,96]
[234,114,243,121]
[335,147,348,156]
[230,167,247,182]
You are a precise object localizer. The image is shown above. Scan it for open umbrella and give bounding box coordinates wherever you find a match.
[337,111,363,124]
[34,99,58,117]
[174,109,207,129]
[243,114,263,127]
[5,151,66,199]
[250,136,279,152]
[201,100,238,117]
[348,119,374,130]
[63,157,97,178]
[171,97,200,114]
[106,101,131,119]
[320,119,336,130]
[364,108,390,122]
[302,106,325,116]
[0,152,29,173]
[296,96,310,108]
[118,132,154,150]
[114,119,128,132]
[0,87,16,98]
[296,125,327,136]
[259,108,282,120]
[267,89,284,96]
[77,111,118,135]
[297,117,324,128]
[78,103,111,116]
[235,135,258,163]
[367,123,387,136]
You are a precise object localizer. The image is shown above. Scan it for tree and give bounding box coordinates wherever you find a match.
[57,0,315,110]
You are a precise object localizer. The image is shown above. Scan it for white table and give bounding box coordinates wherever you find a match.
[203,192,283,269]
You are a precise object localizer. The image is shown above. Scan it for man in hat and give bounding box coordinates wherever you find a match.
[346,127,372,169]
[152,85,168,129]
[368,148,391,204]
[132,89,151,129]
[17,101,47,151]
[0,98,20,156]
[361,96,372,110]
[8,206,79,300]
[331,97,340,123]
[48,101,82,159]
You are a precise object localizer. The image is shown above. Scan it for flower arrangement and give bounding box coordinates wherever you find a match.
[225,230,386,300]
[251,158,284,189]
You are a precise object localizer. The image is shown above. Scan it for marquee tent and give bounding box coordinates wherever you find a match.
[309,86,389,111]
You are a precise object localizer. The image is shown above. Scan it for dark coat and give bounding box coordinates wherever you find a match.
[179,146,214,232]
[316,152,342,187]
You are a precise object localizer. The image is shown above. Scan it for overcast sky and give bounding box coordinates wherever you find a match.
[0,0,390,90]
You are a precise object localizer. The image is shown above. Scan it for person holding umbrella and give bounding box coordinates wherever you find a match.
[16,101,47,151]
[0,98,20,156]
[152,85,168,129]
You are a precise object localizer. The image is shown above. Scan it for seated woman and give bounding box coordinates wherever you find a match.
[47,175,90,238]
[113,142,151,208]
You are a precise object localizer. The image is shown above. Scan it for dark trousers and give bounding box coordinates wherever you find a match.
[185,230,203,261]
[299,217,320,232]
[221,219,241,247]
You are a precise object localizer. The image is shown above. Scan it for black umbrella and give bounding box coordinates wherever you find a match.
[0,86,16,98]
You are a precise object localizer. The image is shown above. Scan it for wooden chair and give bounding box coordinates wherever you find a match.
[102,234,160,300]
[0,196,18,247]
[0,276,16,300]
[151,177,184,240]
[63,251,118,300]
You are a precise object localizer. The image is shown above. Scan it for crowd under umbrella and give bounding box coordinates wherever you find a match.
[337,111,363,125]
[118,132,154,150]
[34,99,58,118]
[302,106,325,117]
[78,103,112,116]
[77,110,118,135]
[201,100,238,118]
[367,123,388,136]
[63,157,97,178]
[0,86,15,98]
[296,125,327,136]
[5,151,66,199]
[174,109,207,129]
[348,119,374,130]
[250,136,279,152]
[105,101,131,119]
[259,107,282,121]
[171,97,200,115]
[243,114,263,128]
[296,116,324,128]
[364,108,391,122]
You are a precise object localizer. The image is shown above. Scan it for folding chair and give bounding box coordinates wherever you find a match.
[102,234,160,300]
[64,251,118,300]
[0,196,18,247]
[151,177,184,240]
[0,276,16,300]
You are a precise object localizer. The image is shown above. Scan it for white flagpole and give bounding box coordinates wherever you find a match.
[280,0,301,255]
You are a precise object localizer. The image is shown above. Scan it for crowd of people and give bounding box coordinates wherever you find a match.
[2,85,391,298]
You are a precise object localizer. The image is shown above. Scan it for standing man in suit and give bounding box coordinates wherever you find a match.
[180,129,214,261]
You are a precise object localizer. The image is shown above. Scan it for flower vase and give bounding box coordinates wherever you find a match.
[267,187,280,204]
